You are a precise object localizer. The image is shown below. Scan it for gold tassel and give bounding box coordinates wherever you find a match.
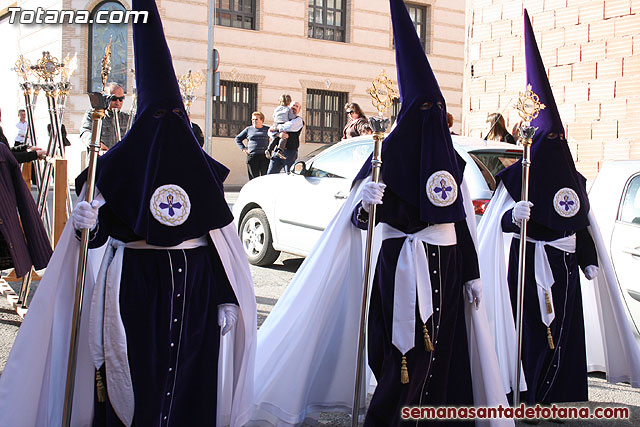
[96,370,106,403]
[400,356,409,384]
[423,324,434,352]
[545,292,553,314]
[547,327,555,350]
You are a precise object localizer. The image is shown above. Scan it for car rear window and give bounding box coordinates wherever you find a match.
[470,150,521,177]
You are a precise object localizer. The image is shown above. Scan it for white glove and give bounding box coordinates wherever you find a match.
[464,279,482,310]
[362,181,386,213]
[512,201,533,225]
[71,200,100,230]
[218,304,239,336]
[584,265,599,280]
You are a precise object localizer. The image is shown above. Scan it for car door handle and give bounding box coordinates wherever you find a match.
[628,290,640,303]
[334,191,348,199]
[622,247,640,258]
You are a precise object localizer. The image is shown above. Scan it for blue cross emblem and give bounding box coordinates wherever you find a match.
[559,195,574,212]
[434,178,453,200]
[159,194,182,217]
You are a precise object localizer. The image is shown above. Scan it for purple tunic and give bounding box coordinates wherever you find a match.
[89,206,237,426]
[0,143,51,276]
[501,210,597,404]
[353,189,479,426]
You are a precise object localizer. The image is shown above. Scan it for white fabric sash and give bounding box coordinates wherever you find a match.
[514,234,576,327]
[381,223,457,356]
[88,236,209,427]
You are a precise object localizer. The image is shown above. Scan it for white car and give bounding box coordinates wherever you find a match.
[587,160,640,340]
[232,134,521,266]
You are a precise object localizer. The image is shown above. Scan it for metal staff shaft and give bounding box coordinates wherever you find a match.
[49,92,74,218]
[55,93,75,217]
[17,85,51,307]
[351,129,384,427]
[127,90,136,132]
[513,135,532,407]
[22,84,50,227]
[62,103,106,427]
[19,91,74,307]
[113,108,122,142]
[34,91,60,236]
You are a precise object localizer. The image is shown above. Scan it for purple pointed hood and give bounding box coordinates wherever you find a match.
[77,0,232,246]
[497,9,590,231]
[354,0,466,224]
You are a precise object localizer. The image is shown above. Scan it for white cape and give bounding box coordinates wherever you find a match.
[250,178,511,427]
[0,205,256,427]
[477,183,640,395]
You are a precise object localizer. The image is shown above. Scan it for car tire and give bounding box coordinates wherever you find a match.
[239,208,281,266]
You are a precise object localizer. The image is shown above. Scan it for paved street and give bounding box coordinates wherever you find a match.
[0,193,638,426]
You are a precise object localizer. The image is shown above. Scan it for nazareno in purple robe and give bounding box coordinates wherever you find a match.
[352,187,479,426]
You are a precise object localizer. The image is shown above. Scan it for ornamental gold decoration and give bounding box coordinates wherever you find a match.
[31,51,63,83]
[516,84,545,124]
[61,52,78,83]
[101,36,113,90]
[178,69,205,110]
[366,70,399,115]
[14,55,32,83]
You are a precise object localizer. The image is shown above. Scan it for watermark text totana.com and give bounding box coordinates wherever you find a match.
[7,7,148,25]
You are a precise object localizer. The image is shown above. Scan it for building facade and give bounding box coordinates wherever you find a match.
[463,0,640,179]
[0,0,467,186]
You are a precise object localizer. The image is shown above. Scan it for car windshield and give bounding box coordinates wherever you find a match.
[307,141,373,179]
[300,143,335,162]
[470,150,521,177]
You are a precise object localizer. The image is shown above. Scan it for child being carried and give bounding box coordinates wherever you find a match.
[267,94,297,160]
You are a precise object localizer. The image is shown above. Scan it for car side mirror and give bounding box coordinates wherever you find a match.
[292,161,307,175]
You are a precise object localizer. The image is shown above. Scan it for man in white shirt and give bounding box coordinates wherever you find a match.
[266,101,304,174]
[15,109,28,146]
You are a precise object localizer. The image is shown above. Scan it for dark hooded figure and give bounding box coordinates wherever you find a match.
[0,1,256,426]
[350,1,508,425]
[246,2,507,425]
[479,10,600,407]
[498,10,598,406]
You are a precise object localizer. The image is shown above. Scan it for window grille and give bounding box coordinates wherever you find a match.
[212,81,258,137]
[305,89,348,143]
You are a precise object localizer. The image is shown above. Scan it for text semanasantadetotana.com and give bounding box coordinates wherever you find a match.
[401,404,630,420]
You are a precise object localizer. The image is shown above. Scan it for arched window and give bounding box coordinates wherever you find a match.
[88,1,128,92]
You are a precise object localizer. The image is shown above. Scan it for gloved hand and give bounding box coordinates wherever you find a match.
[512,201,533,225]
[584,265,599,280]
[71,200,101,230]
[464,279,482,310]
[362,181,386,213]
[218,304,239,336]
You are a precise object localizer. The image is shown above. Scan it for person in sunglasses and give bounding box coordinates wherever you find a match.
[79,82,130,154]
[342,102,369,140]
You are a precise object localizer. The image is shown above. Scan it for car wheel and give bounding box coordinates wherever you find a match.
[239,208,281,266]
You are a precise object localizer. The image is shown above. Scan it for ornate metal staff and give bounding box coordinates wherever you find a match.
[57,53,78,128]
[513,84,545,407]
[113,110,121,143]
[57,53,78,218]
[61,91,111,427]
[14,56,52,307]
[14,56,49,228]
[30,51,73,257]
[16,53,67,308]
[126,68,137,132]
[179,69,204,115]
[100,37,123,143]
[351,70,397,427]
